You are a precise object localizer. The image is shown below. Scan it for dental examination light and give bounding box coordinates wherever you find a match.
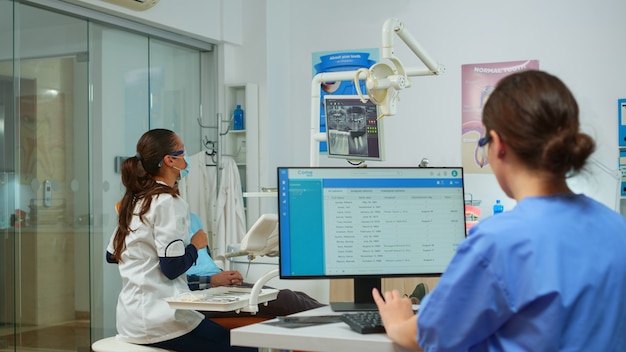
[310,18,445,166]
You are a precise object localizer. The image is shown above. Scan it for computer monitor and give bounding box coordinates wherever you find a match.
[324,95,384,161]
[277,166,467,311]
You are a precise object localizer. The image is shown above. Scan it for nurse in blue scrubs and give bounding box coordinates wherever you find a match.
[373,70,626,351]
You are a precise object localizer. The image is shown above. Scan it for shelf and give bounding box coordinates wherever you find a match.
[243,191,277,198]
[224,83,260,229]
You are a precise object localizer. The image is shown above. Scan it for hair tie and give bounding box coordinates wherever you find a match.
[135,152,143,161]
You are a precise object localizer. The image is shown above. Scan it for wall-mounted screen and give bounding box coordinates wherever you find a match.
[324,95,383,161]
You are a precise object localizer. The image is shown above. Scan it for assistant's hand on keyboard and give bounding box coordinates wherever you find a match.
[341,311,385,334]
[372,288,420,350]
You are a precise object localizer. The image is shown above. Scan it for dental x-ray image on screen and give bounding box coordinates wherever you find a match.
[324,95,384,161]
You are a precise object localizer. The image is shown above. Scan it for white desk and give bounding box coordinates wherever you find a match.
[231,306,413,352]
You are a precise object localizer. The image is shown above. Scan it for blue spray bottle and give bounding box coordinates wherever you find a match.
[493,199,504,215]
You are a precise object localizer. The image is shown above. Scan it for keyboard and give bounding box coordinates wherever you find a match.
[340,311,385,334]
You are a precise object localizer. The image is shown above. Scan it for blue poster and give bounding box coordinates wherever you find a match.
[619,99,626,147]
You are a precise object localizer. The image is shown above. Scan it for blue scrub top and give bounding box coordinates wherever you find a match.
[186,213,222,277]
[417,194,626,351]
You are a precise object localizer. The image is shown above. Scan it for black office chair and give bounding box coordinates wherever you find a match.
[409,283,429,304]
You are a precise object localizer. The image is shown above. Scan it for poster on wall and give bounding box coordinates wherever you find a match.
[461,60,540,174]
[619,98,626,147]
[312,49,379,154]
[619,99,626,196]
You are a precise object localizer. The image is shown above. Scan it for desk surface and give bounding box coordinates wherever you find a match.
[231,306,413,352]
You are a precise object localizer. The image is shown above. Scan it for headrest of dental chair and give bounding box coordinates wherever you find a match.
[239,213,279,257]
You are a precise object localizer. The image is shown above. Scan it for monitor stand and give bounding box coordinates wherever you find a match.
[329,277,381,312]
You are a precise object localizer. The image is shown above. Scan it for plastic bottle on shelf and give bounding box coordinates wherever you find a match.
[493,199,504,215]
[233,104,245,130]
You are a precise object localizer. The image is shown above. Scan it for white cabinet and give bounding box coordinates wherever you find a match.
[223,83,259,228]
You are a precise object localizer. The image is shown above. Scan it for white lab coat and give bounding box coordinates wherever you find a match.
[214,156,246,256]
[107,190,203,344]
[178,151,217,247]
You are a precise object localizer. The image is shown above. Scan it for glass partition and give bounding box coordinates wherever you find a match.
[149,40,202,145]
[0,2,15,349]
[0,2,91,350]
[0,2,215,349]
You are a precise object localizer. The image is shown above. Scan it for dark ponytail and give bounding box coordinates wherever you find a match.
[112,129,179,261]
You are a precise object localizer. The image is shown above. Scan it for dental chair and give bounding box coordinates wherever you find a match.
[207,214,280,329]
[222,213,279,261]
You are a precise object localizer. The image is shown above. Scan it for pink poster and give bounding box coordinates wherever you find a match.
[461,60,540,173]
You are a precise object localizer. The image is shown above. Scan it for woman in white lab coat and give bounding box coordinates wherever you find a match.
[106,128,255,352]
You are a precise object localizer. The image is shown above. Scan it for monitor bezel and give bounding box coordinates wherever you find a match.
[276,166,467,281]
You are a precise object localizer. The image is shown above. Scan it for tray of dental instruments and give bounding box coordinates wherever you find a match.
[165,286,279,312]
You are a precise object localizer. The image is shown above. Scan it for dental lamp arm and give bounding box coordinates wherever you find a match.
[309,18,445,166]
[382,18,444,76]
[243,268,279,314]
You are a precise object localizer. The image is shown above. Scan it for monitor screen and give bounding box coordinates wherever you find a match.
[277,166,467,311]
[324,95,383,161]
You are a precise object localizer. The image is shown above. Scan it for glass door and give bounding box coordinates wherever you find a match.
[0,2,91,350]
[0,2,215,350]
[88,23,208,340]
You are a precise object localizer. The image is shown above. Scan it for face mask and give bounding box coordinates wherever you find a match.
[172,155,191,179]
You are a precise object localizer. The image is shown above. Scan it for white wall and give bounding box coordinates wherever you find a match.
[223,0,626,302]
[259,0,626,216]
[63,0,625,214]
[47,0,625,304]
